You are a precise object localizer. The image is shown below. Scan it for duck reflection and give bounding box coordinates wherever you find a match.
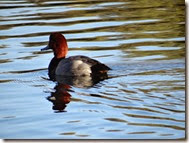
[47,83,71,112]
[55,74,108,88]
[47,74,108,112]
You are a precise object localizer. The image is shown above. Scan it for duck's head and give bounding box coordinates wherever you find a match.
[41,33,68,58]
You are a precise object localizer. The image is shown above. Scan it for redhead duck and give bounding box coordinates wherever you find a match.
[41,33,111,80]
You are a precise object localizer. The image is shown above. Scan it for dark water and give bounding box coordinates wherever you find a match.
[0,0,185,139]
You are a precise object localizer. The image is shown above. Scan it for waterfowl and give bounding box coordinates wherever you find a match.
[41,33,111,80]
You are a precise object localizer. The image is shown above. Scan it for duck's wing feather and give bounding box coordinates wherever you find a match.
[69,56,111,75]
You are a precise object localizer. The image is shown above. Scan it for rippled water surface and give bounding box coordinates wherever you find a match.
[0,0,185,139]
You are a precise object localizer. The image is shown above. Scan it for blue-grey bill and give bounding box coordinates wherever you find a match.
[41,45,50,51]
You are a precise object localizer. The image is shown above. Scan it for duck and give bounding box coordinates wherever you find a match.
[41,32,111,80]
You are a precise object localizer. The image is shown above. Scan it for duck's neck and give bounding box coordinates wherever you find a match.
[48,57,65,80]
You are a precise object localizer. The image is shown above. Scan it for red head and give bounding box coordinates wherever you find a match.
[41,33,68,58]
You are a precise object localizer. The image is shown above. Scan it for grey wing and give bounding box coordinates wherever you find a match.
[69,56,111,75]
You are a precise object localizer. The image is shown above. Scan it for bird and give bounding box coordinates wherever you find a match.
[41,32,111,80]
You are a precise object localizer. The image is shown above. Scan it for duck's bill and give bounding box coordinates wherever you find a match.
[41,45,50,51]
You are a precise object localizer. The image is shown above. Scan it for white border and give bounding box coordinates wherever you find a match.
[0,0,188,143]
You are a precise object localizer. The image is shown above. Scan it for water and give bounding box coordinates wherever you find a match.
[0,0,185,139]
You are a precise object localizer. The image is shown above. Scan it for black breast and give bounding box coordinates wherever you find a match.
[48,57,64,80]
